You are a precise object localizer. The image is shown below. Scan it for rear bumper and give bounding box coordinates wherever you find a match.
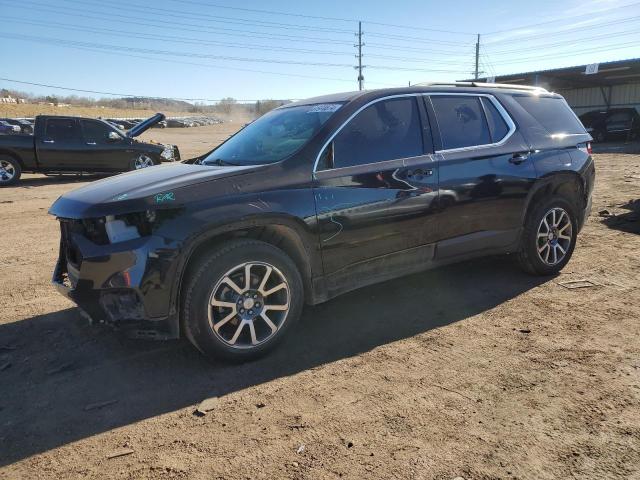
[52,228,180,339]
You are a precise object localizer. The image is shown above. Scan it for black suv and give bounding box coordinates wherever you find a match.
[49,83,595,360]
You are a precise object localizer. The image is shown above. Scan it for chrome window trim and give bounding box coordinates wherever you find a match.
[313,92,517,175]
[312,93,425,175]
[314,154,434,180]
[428,93,516,154]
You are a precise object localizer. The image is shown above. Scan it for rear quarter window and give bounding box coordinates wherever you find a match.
[480,97,509,143]
[513,95,585,135]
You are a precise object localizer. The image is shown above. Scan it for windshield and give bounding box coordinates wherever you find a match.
[202,103,342,166]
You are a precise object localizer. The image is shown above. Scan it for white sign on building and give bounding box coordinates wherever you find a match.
[585,63,599,75]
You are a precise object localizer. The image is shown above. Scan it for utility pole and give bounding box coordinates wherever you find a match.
[355,21,365,91]
[474,33,480,80]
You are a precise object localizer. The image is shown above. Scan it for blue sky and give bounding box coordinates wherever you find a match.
[1,0,638,101]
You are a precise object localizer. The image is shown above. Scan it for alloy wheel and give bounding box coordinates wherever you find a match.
[536,207,573,266]
[208,262,290,349]
[134,154,154,169]
[0,160,15,183]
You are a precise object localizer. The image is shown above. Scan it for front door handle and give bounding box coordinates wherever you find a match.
[509,152,529,165]
[86,142,97,145]
[42,139,55,144]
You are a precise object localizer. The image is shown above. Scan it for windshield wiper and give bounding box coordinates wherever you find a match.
[206,158,239,167]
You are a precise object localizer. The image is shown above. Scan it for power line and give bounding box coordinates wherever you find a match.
[483,0,640,35]
[0,33,356,68]
[484,15,640,45]
[2,0,356,46]
[486,40,639,65]
[56,0,474,47]
[365,31,473,46]
[365,52,477,66]
[365,42,473,55]
[0,77,292,102]
[66,0,356,35]
[2,39,397,87]
[486,29,640,56]
[4,16,354,57]
[0,32,474,75]
[368,65,471,73]
[167,0,477,35]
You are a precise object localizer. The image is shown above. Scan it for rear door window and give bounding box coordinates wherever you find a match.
[480,97,509,143]
[431,96,491,149]
[513,95,585,135]
[331,97,424,169]
[45,118,82,142]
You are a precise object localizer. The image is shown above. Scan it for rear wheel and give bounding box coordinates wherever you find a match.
[130,153,156,170]
[517,196,578,275]
[182,239,303,361]
[0,156,21,186]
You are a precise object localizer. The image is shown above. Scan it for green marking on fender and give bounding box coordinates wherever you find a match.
[155,192,175,203]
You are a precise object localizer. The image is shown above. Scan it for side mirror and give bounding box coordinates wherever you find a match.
[107,131,121,142]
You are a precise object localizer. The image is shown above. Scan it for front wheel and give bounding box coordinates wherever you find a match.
[130,154,156,170]
[0,156,21,186]
[517,197,578,275]
[182,239,304,361]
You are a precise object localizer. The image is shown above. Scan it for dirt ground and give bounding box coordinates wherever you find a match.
[0,127,639,479]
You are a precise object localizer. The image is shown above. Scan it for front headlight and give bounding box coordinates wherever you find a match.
[105,215,140,243]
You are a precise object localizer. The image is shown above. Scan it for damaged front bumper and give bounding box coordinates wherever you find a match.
[52,219,180,339]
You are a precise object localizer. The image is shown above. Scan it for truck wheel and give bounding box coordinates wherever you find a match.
[182,239,304,361]
[130,154,156,170]
[0,156,21,186]
[517,196,577,276]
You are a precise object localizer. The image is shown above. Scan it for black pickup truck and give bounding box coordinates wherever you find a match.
[0,113,176,186]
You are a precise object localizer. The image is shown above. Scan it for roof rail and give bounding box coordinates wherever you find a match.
[415,81,549,92]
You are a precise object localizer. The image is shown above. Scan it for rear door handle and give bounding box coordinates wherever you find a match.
[86,142,97,145]
[42,139,55,144]
[509,152,530,165]
[407,168,433,179]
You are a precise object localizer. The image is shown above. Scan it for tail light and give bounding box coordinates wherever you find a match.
[578,142,592,155]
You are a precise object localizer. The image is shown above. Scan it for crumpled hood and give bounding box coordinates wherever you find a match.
[49,162,256,219]
[126,113,165,138]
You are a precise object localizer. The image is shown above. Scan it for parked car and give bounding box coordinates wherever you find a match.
[0,113,177,186]
[579,110,608,142]
[49,83,594,360]
[166,119,189,128]
[0,120,21,135]
[579,108,640,142]
[0,118,34,135]
[604,108,640,140]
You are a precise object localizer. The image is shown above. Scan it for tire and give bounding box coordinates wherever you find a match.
[129,153,156,171]
[182,239,304,361]
[0,156,22,186]
[517,196,578,276]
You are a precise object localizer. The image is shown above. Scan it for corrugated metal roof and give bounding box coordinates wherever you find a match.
[465,57,640,90]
